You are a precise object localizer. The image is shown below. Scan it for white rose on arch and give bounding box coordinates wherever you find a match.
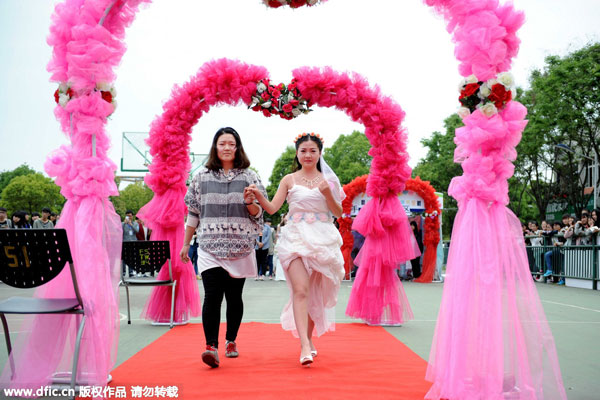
[261,101,272,108]
[479,84,491,98]
[479,102,498,117]
[58,93,69,108]
[497,72,514,88]
[97,82,111,92]
[465,75,478,84]
[256,82,267,94]
[457,107,471,119]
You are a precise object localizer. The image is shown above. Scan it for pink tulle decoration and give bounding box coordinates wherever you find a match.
[345,196,417,324]
[425,0,525,80]
[425,104,566,399]
[423,1,566,397]
[2,0,150,395]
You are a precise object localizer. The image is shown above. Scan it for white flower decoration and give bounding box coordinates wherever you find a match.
[257,82,267,94]
[465,75,478,84]
[497,72,514,88]
[479,84,491,98]
[97,82,111,92]
[261,101,272,108]
[58,93,69,108]
[479,102,498,117]
[457,107,471,119]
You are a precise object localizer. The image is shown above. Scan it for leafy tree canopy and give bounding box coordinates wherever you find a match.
[0,173,64,215]
[111,181,154,219]
[0,164,36,200]
[323,130,371,185]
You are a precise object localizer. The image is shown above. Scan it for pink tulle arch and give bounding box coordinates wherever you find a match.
[135,57,415,323]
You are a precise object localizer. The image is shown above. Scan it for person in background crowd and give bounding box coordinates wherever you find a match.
[0,208,13,229]
[410,220,424,279]
[351,228,365,279]
[574,212,595,245]
[254,230,265,281]
[33,208,54,229]
[265,219,275,280]
[189,233,200,280]
[591,208,600,228]
[122,210,139,277]
[526,221,543,272]
[122,210,139,241]
[20,211,31,228]
[135,217,152,241]
[31,212,40,224]
[543,221,566,284]
[12,211,28,229]
[50,212,58,225]
[562,214,575,246]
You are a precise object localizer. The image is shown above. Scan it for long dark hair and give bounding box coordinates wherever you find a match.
[293,134,323,172]
[205,127,251,171]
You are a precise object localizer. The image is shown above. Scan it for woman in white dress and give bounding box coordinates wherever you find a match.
[247,132,345,366]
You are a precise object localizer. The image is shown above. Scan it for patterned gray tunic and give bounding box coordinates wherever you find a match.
[184,168,267,259]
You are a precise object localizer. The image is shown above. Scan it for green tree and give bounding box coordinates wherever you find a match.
[0,173,65,215]
[518,42,600,218]
[111,181,155,218]
[323,130,372,185]
[265,146,296,226]
[0,164,36,200]
[412,114,463,238]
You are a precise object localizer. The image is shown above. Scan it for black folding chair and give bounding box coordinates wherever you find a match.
[0,229,85,396]
[120,241,176,328]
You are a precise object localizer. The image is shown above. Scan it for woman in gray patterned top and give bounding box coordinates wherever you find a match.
[180,127,267,368]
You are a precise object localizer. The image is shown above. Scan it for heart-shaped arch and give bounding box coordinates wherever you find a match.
[8,1,566,399]
[135,57,415,323]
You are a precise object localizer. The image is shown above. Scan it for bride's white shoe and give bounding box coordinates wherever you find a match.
[300,354,313,366]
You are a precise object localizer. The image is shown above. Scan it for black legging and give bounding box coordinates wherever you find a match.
[201,267,246,348]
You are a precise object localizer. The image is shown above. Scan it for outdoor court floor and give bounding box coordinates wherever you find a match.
[0,279,598,399]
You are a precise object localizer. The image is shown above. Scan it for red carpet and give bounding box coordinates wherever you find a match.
[107,322,431,399]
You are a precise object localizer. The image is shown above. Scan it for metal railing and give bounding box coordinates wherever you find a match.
[526,244,599,289]
[441,239,599,289]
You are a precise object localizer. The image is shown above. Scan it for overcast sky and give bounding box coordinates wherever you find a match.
[1,0,599,187]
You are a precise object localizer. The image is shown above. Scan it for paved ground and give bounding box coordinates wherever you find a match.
[0,279,598,399]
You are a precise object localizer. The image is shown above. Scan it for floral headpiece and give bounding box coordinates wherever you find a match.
[294,132,324,144]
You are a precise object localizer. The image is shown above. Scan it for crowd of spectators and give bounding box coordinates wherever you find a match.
[0,207,57,229]
[522,208,600,285]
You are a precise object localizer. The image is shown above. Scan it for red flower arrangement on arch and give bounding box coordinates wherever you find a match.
[249,78,311,120]
[458,72,516,119]
[263,0,325,8]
